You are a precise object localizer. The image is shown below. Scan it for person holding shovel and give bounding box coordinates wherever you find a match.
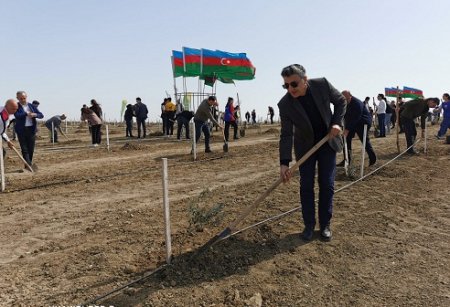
[278,64,346,242]
[224,97,239,142]
[45,114,67,143]
[337,90,376,167]
[14,91,44,169]
[193,96,223,153]
[1,99,19,157]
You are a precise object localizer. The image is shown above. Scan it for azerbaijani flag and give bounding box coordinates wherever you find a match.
[172,50,184,78]
[183,47,202,77]
[385,87,401,97]
[402,86,423,99]
[201,48,255,80]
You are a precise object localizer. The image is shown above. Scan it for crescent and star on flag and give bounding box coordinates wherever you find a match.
[220,58,231,65]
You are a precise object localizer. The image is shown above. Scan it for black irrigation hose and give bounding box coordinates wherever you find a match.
[81,140,423,305]
[80,265,168,306]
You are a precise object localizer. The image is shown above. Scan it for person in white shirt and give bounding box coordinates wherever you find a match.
[14,91,44,167]
[375,93,387,137]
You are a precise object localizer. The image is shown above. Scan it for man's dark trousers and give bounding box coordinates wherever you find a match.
[177,117,190,139]
[346,124,376,162]
[136,118,146,138]
[17,127,35,165]
[299,143,336,229]
[377,113,386,137]
[194,119,210,150]
[402,117,417,152]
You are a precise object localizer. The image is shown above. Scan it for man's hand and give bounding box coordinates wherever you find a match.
[7,140,14,149]
[280,165,291,183]
[329,124,342,138]
[218,125,224,130]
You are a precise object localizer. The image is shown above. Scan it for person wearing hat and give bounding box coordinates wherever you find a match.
[193,96,223,153]
[45,114,67,143]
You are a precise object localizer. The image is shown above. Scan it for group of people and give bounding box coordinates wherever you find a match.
[277,64,446,244]
[80,100,103,146]
[123,97,149,139]
[3,69,449,246]
[0,91,44,169]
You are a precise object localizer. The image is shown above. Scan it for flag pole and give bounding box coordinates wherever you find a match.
[396,86,400,153]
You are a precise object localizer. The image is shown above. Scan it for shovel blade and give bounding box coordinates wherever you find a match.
[194,227,231,257]
[223,143,228,152]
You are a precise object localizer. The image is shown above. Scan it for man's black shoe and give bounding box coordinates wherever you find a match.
[369,157,377,166]
[205,148,212,153]
[406,149,419,155]
[320,225,332,242]
[301,227,314,241]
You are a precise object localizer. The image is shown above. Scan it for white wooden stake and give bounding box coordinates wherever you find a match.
[0,137,5,192]
[65,119,68,134]
[424,121,428,154]
[343,135,349,177]
[192,120,196,160]
[161,158,172,264]
[52,122,55,145]
[106,124,110,151]
[361,124,368,178]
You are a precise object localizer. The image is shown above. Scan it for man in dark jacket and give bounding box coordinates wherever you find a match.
[14,91,44,168]
[400,97,439,154]
[124,104,135,137]
[278,64,345,242]
[134,97,148,138]
[338,91,376,166]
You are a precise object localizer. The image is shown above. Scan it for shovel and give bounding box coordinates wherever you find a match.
[222,130,228,152]
[11,146,34,173]
[195,135,329,255]
[343,135,349,177]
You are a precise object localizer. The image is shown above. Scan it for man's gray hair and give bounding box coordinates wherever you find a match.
[16,91,27,96]
[281,64,306,78]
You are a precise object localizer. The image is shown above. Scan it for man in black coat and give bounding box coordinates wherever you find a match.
[278,64,345,242]
[401,98,439,154]
[338,91,377,166]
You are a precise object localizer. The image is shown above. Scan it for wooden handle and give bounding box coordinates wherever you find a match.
[11,146,34,173]
[229,135,329,232]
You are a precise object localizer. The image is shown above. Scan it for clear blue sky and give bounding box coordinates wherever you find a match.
[1,0,449,122]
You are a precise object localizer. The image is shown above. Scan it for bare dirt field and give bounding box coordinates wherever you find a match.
[1,122,449,307]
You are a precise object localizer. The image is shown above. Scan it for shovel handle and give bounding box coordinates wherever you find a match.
[11,146,34,173]
[228,135,329,232]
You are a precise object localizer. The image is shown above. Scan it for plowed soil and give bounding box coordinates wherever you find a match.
[1,123,449,307]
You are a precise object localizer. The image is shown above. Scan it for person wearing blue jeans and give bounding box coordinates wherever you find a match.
[278,64,346,242]
[193,96,223,153]
[436,93,450,139]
